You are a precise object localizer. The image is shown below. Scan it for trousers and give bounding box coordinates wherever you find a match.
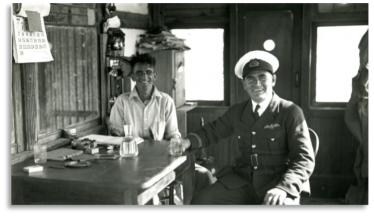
[191,178,299,205]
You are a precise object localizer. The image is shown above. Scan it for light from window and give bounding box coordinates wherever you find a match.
[171,29,224,101]
[315,25,368,102]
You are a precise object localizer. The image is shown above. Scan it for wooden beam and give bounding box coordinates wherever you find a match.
[100,34,108,131]
[163,8,228,17]
[165,16,228,24]
[163,3,229,10]
[45,4,98,26]
[51,110,98,118]
[12,59,25,153]
[229,4,238,105]
[21,63,37,152]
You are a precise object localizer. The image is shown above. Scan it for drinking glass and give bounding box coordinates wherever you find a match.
[153,121,165,141]
[167,138,183,156]
[34,144,47,164]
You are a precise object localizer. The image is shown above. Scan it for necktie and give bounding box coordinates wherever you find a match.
[254,104,261,121]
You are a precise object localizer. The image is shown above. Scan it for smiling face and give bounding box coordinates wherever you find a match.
[242,70,276,103]
[131,62,157,93]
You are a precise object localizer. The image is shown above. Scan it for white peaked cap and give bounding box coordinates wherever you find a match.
[234,50,279,79]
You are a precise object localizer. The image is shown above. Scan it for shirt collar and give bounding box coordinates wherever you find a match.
[251,94,272,112]
[129,85,163,99]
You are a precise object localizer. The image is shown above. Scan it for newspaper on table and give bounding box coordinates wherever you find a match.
[12,15,54,63]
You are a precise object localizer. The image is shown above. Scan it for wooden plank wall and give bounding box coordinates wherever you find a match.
[37,26,99,138]
[307,116,359,198]
[12,3,101,153]
[186,107,239,170]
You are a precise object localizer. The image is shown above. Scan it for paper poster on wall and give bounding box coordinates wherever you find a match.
[12,15,54,63]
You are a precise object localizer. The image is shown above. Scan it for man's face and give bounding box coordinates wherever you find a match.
[131,62,157,91]
[242,70,276,103]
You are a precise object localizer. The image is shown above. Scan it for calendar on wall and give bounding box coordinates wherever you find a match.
[12,15,54,63]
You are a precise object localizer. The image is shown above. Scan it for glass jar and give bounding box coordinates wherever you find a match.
[120,125,138,158]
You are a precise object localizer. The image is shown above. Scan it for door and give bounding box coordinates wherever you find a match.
[235,4,302,105]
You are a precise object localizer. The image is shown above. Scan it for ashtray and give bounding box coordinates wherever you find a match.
[65,161,91,168]
[94,154,120,160]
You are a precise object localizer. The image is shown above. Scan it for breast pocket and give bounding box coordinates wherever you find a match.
[261,129,287,155]
[235,129,251,151]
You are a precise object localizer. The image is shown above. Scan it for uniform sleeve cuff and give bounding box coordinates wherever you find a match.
[186,133,203,150]
[275,175,302,198]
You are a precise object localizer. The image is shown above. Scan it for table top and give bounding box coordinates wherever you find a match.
[12,140,187,190]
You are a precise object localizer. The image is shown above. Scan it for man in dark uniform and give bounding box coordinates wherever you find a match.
[168,50,315,205]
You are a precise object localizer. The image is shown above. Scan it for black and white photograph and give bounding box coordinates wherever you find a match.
[4,1,372,216]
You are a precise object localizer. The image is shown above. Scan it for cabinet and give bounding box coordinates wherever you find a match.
[150,50,186,108]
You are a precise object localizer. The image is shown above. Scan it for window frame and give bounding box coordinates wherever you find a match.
[310,20,368,109]
[171,24,230,106]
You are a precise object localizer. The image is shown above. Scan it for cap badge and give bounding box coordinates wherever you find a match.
[248,59,260,68]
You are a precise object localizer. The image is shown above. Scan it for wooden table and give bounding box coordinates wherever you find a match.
[11,140,196,205]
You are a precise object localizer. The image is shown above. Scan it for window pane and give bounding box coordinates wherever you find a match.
[316,25,368,102]
[171,29,224,101]
[37,26,100,135]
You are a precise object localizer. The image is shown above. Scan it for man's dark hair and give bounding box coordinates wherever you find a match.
[130,52,156,68]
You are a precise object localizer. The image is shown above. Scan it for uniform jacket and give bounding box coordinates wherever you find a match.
[186,93,315,198]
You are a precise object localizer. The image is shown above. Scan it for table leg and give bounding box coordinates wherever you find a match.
[182,153,195,205]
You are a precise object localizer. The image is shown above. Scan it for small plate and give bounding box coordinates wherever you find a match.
[65,161,91,168]
[94,154,120,160]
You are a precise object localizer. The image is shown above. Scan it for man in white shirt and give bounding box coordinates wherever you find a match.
[109,52,215,204]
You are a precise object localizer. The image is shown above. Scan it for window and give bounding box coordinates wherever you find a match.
[311,23,368,106]
[171,29,225,103]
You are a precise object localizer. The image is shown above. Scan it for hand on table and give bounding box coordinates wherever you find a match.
[167,138,191,156]
[263,188,287,205]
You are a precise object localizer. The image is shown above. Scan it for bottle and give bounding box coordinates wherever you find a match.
[120,125,138,158]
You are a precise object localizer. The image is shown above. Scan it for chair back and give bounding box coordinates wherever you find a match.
[308,128,319,157]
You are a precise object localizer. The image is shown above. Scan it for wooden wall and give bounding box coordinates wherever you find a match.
[162,3,230,28]
[11,3,103,154]
[307,116,359,198]
[186,107,238,171]
[37,26,99,137]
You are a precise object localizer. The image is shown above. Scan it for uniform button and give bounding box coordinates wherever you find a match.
[271,138,274,141]
[238,136,240,139]
[252,132,256,135]
[253,166,258,170]
[252,145,256,148]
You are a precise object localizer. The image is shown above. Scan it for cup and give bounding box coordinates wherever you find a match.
[153,121,165,141]
[167,138,183,156]
[123,125,133,136]
[34,144,47,164]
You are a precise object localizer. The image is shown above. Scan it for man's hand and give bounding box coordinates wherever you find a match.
[263,188,287,205]
[167,138,191,156]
